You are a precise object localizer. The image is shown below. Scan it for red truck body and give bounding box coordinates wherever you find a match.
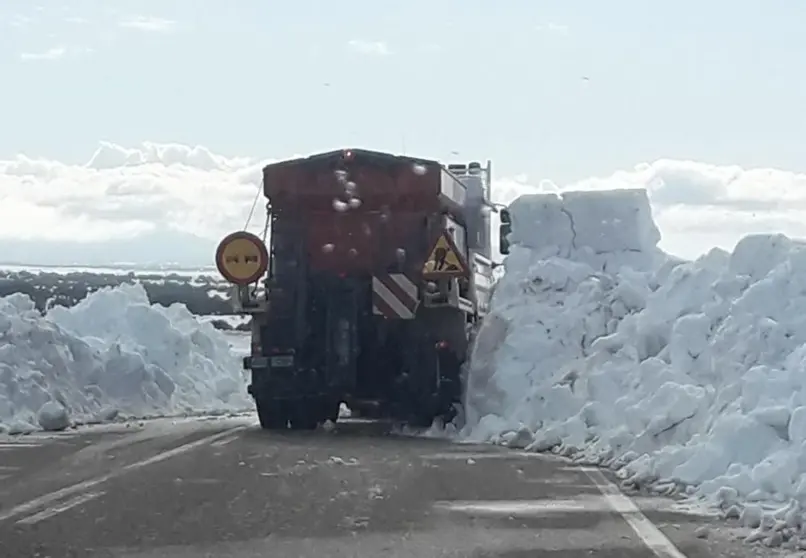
[262,148,465,277]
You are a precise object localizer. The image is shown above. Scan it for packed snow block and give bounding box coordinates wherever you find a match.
[508,193,573,256]
[507,189,661,258]
[561,189,660,254]
[37,401,70,431]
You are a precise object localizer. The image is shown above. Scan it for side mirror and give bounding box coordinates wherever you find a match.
[499,208,511,255]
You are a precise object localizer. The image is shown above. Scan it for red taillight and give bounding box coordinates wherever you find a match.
[436,340,449,349]
[338,272,347,278]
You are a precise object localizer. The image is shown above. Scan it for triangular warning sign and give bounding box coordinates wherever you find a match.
[422,231,469,279]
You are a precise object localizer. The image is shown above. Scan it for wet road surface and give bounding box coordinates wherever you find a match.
[0,416,789,557]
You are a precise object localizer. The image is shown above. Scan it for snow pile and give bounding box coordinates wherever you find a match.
[0,283,249,432]
[462,187,806,541]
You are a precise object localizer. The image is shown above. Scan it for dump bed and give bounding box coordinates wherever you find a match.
[263,149,438,211]
[262,149,467,275]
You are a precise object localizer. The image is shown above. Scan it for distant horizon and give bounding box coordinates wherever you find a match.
[0,261,218,273]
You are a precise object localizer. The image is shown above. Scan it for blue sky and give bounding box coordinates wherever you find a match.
[3,1,806,267]
[3,0,806,184]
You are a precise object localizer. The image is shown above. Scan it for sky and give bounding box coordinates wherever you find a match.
[2,0,806,266]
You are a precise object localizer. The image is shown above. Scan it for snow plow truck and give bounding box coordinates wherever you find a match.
[215,148,508,430]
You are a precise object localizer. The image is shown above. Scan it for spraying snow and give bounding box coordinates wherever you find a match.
[462,187,806,542]
[0,283,249,433]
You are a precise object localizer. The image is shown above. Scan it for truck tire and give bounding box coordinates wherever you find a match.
[288,400,319,430]
[256,398,288,430]
[322,398,341,423]
[403,347,463,429]
[405,400,457,429]
[407,411,437,429]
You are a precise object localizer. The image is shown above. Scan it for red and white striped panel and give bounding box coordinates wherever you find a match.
[372,273,419,319]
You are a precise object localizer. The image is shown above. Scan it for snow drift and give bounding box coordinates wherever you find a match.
[463,187,806,540]
[0,283,249,432]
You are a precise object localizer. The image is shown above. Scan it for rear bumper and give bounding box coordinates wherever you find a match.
[247,360,333,400]
[243,355,292,370]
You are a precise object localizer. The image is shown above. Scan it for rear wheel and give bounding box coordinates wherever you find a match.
[256,398,288,430]
[258,396,340,430]
[405,348,463,429]
[321,398,341,423]
[406,406,438,429]
[288,398,323,430]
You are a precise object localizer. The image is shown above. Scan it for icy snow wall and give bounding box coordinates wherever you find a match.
[462,187,806,516]
[0,283,249,432]
[463,189,667,438]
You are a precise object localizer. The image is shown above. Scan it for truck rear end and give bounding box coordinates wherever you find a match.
[230,148,495,429]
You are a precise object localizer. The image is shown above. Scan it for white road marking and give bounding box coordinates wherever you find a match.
[210,433,241,447]
[431,451,689,556]
[0,442,42,448]
[0,426,246,523]
[422,450,561,461]
[16,491,105,525]
[435,498,589,514]
[581,467,688,558]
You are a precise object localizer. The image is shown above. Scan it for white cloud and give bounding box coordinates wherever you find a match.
[347,39,390,56]
[20,46,67,61]
[536,22,569,35]
[493,160,806,260]
[2,143,806,265]
[0,142,270,266]
[118,16,177,33]
[19,45,92,61]
[8,14,32,28]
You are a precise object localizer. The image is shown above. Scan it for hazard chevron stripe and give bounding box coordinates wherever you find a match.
[372,274,419,319]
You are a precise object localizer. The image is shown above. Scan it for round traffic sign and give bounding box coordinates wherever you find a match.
[215,231,269,285]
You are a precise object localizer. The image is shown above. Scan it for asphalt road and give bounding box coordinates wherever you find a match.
[0,416,791,558]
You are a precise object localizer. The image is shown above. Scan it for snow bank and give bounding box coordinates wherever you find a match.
[0,283,249,432]
[463,188,806,540]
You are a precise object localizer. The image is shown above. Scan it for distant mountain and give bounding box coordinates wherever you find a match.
[0,228,217,268]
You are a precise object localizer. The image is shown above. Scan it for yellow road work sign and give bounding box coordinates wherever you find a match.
[215,231,269,285]
[422,232,469,280]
